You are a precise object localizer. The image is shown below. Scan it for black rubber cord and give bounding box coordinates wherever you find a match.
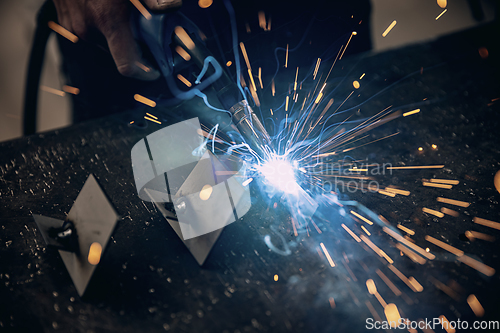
[23,0,57,136]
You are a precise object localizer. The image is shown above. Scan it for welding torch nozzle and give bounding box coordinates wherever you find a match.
[229,100,272,157]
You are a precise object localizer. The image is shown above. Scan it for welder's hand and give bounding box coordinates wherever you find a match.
[52,0,182,80]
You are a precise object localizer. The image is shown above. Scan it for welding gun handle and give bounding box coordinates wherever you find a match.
[134,10,240,108]
[133,11,220,100]
[171,28,241,110]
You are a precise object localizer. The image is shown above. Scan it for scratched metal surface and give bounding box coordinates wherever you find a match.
[1,24,500,332]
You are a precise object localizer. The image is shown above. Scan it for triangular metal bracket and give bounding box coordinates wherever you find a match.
[33,174,119,296]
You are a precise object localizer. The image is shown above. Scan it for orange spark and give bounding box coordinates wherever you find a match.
[285,44,289,68]
[395,244,427,265]
[258,67,263,89]
[425,235,463,256]
[441,207,459,217]
[422,207,445,218]
[495,170,500,193]
[314,92,323,104]
[387,165,444,170]
[397,224,415,235]
[388,265,421,292]
[437,197,470,207]
[375,269,402,296]
[48,21,78,43]
[87,242,102,265]
[134,94,156,107]
[130,0,152,19]
[435,9,447,20]
[429,276,459,301]
[144,116,161,124]
[341,224,361,242]
[175,27,195,50]
[294,67,299,91]
[367,279,386,307]
[250,87,260,107]
[339,31,357,60]
[313,58,321,80]
[329,297,336,309]
[382,20,397,37]
[175,46,191,61]
[430,179,459,185]
[320,243,335,267]
[366,279,377,294]
[457,255,495,276]
[383,227,435,260]
[437,0,447,8]
[478,47,489,59]
[350,211,373,225]
[473,217,500,230]
[247,69,257,92]
[385,187,410,196]
[348,167,368,172]
[40,86,65,97]
[177,74,192,87]
[313,83,327,105]
[467,294,485,317]
[423,182,452,189]
[62,85,80,95]
[465,231,495,242]
[384,304,401,328]
[198,0,213,9]
[135,61,151,73]
[361,225,371,236]
[258,11,266,29]
[239,42,252,70]
[374,293,387,309]
[439,315,455,333]
[378,189,396,197]
[360,235,393,264]
[403,109,420,117]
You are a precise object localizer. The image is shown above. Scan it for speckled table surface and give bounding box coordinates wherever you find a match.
[1,23,500,333]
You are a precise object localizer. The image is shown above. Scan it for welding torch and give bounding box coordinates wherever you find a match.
[134,11,272,157]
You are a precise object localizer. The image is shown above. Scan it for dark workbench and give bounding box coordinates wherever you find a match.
[1,23,500,332]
